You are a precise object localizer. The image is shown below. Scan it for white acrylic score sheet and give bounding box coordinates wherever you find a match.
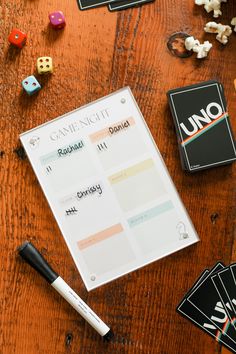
[20,87,199,290]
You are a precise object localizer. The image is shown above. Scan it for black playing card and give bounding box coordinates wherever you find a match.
[109,0,154,11]
[177,269,236,353]
[220,264,236,319]
[178,298,236,353]
[78,0,117,10]
[187,263,236,344]
[181,269,209,299]
[167,81,236,172]
[211,271,236,329]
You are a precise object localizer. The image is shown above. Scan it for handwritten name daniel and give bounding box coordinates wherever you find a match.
[108,120,130,135]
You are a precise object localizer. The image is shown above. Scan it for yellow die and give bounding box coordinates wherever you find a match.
[37,57,53,74]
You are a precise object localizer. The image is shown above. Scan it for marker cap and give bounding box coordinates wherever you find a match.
[103,329,114,342]
[18,241,59,284]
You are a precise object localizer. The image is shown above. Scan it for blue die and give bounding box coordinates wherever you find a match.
[22,75,41,95]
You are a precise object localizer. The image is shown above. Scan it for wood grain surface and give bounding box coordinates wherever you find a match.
[0,0,235,353]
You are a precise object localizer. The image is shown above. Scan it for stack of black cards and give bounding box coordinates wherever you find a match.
[77,0,154,11]
[167,81,236,172]
[177,263,236,353]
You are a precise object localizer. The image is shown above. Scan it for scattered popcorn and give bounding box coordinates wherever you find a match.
[231,17,236,32]
[185,36,212,58]
[204,22,232,44]
[195,0,227,18]
[194,41,213,58]
[185,36,200,51]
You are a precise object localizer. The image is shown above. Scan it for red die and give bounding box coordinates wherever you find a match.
[49,11,66,29]
[8,29,27,48]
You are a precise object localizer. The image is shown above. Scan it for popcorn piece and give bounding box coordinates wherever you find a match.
[204,22,232,44]
[185,36,212,59]
[193,41,213,58]
[185,36,200,50]
[195,0,227,18]
[231,17,236,32]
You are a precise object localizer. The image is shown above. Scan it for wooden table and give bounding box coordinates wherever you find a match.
[0,0,235,353]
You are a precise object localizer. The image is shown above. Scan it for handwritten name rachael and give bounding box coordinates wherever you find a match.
[57,140,84,157]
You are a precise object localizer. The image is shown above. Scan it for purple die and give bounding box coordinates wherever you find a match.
[49,11,66,30]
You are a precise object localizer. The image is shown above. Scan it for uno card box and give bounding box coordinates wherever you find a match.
[109,0,154,11]
[167,81,236,172]
[78,0,117,10]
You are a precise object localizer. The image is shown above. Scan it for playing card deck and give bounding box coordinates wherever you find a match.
[167,81,236,172]
[77,0,154,10]
[78,0,116,10]
[177,262,236,353]
[109,0,154,11]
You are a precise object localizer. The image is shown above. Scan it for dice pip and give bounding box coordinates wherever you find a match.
[49,11,66,29]
[37,57,53,74]
[8,29,27,49]
[22,76,41,96]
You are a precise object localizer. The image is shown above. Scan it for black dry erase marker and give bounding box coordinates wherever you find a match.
[18,241,114,341]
